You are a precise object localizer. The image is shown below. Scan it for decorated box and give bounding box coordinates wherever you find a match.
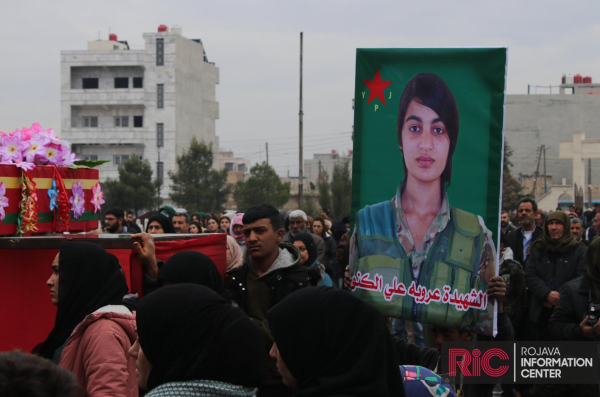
[0,123,105,236]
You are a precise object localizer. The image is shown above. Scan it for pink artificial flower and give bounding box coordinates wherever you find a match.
[23,132,51,163]
[21,123,43,140]
[69,181,85,219]
[90,182,104,214]
[0,182,8,221]
[14,160,35,171]
[43,146,60,165]
[0,131,30,163]
[61,151,80,167]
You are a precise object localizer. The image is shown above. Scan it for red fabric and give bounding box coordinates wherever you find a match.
[0,248,132,353]
[130,234,227,297]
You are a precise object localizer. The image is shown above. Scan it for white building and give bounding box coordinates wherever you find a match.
[60,26,220,202]
[303,150,353,185]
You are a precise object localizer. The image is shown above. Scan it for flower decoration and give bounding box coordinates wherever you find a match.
[48,179,58,211]
[0,131,30,163]
[0,182,8,222]
[90,182,104,214]
[69,181,85,219]
[0,124,82,168]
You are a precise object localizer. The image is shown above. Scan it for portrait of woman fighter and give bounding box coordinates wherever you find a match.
[350,72,495,330]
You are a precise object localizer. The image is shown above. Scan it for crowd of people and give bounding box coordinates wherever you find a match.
[4,198,600,397]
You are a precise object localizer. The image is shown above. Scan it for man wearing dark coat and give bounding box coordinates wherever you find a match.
[525,211,586,341]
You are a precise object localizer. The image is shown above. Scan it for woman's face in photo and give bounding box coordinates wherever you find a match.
[400,99,450,185]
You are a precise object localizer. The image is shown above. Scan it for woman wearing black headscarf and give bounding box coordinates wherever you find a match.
[34,242,137,397]
[130,284,267,397]
[157,251,232,301]
[267,287,405,397]
[146,213,175,234]
[291,232,333,287]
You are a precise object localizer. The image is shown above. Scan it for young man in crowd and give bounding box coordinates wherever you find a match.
[226,204,317,397]
[103,207,130,234]
[501,209,516,237]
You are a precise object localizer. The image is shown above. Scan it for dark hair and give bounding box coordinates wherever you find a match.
[220,216,230,224]
[397,73,459,189]
[312,217,325,236]
[243,204,283,231]
[173,213,189,223]
[189,221,201,232]
[501,209,509,215]
[518,197,538,213]
[207,215,219,224]
[0,350,80,397]
[500,233,508,247]
[105,207,124,219]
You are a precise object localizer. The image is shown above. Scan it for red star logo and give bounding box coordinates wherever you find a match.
[363,68,392,105]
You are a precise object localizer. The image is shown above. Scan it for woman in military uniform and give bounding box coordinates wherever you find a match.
[350,73,496,332]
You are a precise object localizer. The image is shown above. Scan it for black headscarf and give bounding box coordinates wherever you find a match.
[157,251,231,300]
[146,213,175,234]
[35,242,128,359]
[136,284,267,391]
[267,287,405,397]
[292,232,317,266]
[331,220,347,245]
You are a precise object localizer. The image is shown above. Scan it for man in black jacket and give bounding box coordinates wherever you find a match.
[525,210,586,341]
[508,198,543,268]
[226,204,316,397]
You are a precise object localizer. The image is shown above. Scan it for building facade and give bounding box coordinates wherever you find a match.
[60,27,219,202]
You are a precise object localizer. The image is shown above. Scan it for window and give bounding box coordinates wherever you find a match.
[113,154,130,166]
[133,77,143,88]
[133,116,143,128]
[82,78,99,89]
[114,116,129,127]
[81,155,98,161]
[225,162,234,171]
[157,123,164,147]
[157,84,164,108]
[157,161,164,181]
[238,163,247,172]
[83,117,98,128]
[156,39,164,66]
[114,77,129,89]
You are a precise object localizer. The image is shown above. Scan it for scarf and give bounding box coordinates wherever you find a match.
[267,287,405,397]
[586,237,600,301]
[226,235,243,271]
[530,210,582,255]
[146,214,175,234]
[34,242,128,359]
[230,213,245,243]
[158,251,231,300]
[291,232,317,267]
[137,284,267,391]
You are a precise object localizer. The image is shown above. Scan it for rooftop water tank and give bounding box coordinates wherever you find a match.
[109,33,118,41]
[565,74,575,84]
[158,25,168,32]
[575,74,583,84]
[562,75,566,84]
[584,76,593,84]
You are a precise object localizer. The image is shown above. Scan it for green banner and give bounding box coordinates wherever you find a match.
[350,48,506,335]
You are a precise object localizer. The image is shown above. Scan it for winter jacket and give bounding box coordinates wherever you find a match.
[320,232,338,269]
[59,305,138,397]
[507,226,543,267]
[524,244,586,323]
[146,380,257,397]
[499,248,527,329]
[549,274,599,341]
[226,243,316,313]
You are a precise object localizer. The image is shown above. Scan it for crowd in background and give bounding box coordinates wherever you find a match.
[4,200,600,397]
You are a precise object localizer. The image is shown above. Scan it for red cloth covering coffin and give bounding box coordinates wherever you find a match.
[0,234,226,352]
[0,164,100,235]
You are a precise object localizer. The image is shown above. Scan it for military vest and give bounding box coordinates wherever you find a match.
[354,200,486,329]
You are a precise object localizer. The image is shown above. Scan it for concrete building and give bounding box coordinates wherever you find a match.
[303,150,353,184]
[505,77,600,187]
[217,150,250,184]
[60,26,219,202]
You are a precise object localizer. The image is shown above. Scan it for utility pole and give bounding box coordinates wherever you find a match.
[531,145,543,196]
[318,159,322,180]
[266,142,269,166]
[298,32,304,208]
[589,158,593,208]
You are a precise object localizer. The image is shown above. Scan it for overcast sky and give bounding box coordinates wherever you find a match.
[1,0,599,176]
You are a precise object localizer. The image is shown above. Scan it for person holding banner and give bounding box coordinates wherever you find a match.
[350,72,496,332]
